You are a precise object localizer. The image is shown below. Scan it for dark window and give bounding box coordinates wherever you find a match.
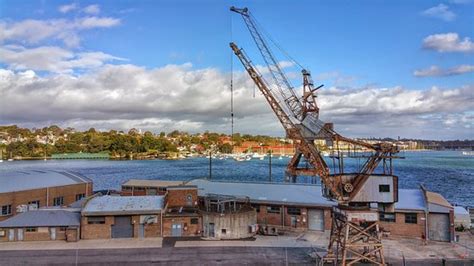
[405,213,417,224]
[1,205,12,216]
[53,196,64,206]
[287,207,301,215]
[221,229,227,234]
[251,204,260,213]
[379,185,390,192]
[88,217,105,224]
[25,227,37,232]
[59,227,67,231]
[122,186,132,191]
[28,200,40,209]
[75,193,85,201]
[158,187,167,192]
[134,187,145,191]
[190,218,199,224]
[379,212,396,222]
[267,206,281,214]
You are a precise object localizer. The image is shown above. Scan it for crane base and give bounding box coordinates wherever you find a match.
[322,207,385,266]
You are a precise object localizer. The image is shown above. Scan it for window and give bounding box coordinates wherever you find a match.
[221,229,227,234]
[266,206,281,214]
[75,194,85,201]
[190,218,199,224]
[134,187,145,191]
[379,185,390,192]
[1,205,12,216]
[88,217,105,224]
[158,187,167,192]
[28,200,40,209]
[251,204,260,213]
[59,227,67,232]
[405,213,417,224]
[53,196,64,206]
[287,207,301,215]
[122,186,132,191]
[379,212,396,222]
[25,227,37,232]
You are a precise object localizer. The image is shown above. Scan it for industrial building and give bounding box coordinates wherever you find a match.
[121,179,185,196]
[81,195,164,239]
[0,170,93,221]
[0,209,81,242]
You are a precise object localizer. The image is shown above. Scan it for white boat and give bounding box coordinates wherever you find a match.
[462,151,474,156]
[278,156,283,160]
[7,158,13,162]
[252,152,265,159]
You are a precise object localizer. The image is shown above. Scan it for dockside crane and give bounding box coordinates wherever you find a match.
[230,7,399,265]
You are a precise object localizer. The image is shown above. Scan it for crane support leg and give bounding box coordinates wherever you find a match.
[323,207,385,265]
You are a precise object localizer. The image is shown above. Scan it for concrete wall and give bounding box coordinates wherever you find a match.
[202,210,257,240]
[0,182,93,221]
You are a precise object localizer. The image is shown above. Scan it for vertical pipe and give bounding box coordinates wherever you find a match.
[269,150,272,182]
[209,151,212,180]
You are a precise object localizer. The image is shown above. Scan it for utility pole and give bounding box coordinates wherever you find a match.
[268,149,272,182]
[209,150,212,180]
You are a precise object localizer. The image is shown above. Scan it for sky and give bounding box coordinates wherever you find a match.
[0,0,473,140]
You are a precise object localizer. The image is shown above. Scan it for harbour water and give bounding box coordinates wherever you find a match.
[0,150,472,207]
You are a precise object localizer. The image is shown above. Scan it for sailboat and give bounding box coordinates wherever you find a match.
[7,151,13,162]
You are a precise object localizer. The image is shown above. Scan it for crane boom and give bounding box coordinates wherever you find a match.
[230,7,303,121]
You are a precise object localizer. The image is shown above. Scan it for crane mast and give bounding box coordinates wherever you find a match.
[231,6,399,265]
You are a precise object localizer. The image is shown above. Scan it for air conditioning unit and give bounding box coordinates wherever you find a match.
[28,204,38,211]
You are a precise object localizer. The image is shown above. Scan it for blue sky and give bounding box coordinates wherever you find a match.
[0,1,473,139]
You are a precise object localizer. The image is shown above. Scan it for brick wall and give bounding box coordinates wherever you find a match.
[81,216,113,239]
[162,216,201,237]
[0,182,93,221]
[379,212,426,237]
[0,227,67,242]
[166,188,198,208]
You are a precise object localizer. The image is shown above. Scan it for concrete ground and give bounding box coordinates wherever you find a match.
[0,231,473,265]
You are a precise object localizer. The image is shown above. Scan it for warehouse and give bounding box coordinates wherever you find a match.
[377,188,427,238]
[162,185,202,237]
[423,187,455,242]
[187,179,334,233]
[0,209,80,242]
[0,170,93,221]
[81,195,164,239]
[121,179,185,196]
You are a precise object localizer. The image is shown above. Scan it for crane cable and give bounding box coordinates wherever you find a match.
[250,12,306,71]
[230,11,234,154]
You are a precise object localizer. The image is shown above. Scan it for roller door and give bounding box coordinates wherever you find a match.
[428,213,450,242]
[112,216,133,238]
[308,209,325,231]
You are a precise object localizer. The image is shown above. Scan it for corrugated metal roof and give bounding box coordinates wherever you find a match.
[82,195,164,216]
[188,179,427,211]
[394,189,426,211]
[0,210,80,228]
[0,170,90,193]
[188,179,336,207]
[122,179,184,187]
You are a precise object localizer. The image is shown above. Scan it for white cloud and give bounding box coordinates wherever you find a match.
[0,64,472,139]
[423,33,474,52]
[0,45,126,73]
[77,17,120,29]
[422,4,456,21]
[0,17,121,47]
[414,65,474,77]
[449,0,472,4]
[83,5,100,15]
[58,3,77,14]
